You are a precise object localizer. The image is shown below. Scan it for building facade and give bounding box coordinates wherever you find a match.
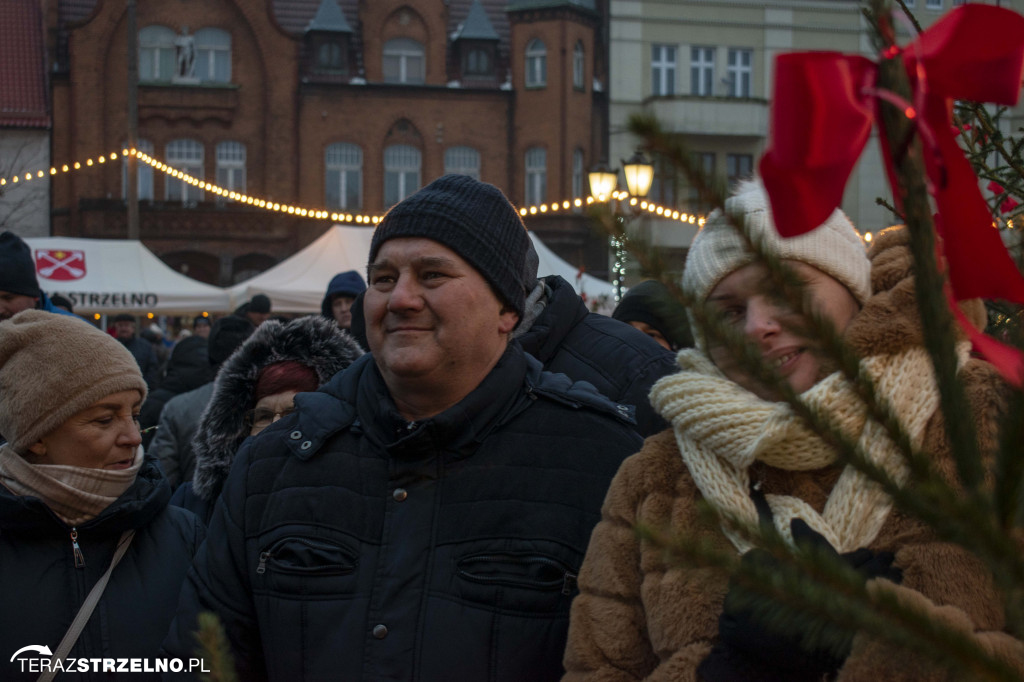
[45,0,609,285]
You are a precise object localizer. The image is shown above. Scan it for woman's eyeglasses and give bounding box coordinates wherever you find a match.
[244,406,296,431]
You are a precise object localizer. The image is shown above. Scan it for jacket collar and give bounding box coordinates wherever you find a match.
[514,275,589,363]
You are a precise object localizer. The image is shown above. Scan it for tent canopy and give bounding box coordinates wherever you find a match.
[229,224,617,313]
[24,237,231,314]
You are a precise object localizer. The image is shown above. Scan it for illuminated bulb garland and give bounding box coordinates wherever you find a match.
[1,148,708,227]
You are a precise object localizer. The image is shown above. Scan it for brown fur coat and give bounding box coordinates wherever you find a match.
[563,228,1022,681]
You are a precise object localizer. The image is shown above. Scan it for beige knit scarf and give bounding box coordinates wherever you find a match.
[0,445,142,526]
[650,345,966,554]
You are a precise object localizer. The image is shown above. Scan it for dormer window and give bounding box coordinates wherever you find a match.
[464,45,494,77]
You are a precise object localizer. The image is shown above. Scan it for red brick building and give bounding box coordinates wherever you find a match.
[46,0,609,285]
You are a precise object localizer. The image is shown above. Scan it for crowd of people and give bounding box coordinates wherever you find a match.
[0,171,1019,680]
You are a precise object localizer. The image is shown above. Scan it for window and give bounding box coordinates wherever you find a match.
[166,139,204,204]
[525,147,546,206]
[317,40,346,72]
[526,39,547,88]
[573,42,586,90]
[572,148,585,200]
[122,139,154,200]
[726,153,753,187]
[444,147,481,180]
[690,46,714,96]
[325,143,363,210]
[139,26,176,82]
[216,141,246,198]
[383,38,425,84]
[384,145,421,206]
[688,152,715,211]
[195,28,231,82]
[650,154,679,207]
[926,0,942,7]
[464,47,493,76]
[652,44,676,96]
[726,49,752,98]
[904,0,916,5]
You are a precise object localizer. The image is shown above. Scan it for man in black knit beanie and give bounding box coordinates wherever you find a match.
[165,175,643,681]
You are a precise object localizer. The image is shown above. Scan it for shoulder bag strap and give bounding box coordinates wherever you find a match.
[37,529,136,682]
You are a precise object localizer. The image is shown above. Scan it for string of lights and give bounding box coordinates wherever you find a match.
[0,147,709,226]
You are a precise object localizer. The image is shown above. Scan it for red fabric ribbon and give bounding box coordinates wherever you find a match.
[759,4,1024,386]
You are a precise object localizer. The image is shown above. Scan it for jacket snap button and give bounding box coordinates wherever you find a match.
[289,431,302,440]
[392,488,408,502]
[300,440,312,450]
[372,624,388,639]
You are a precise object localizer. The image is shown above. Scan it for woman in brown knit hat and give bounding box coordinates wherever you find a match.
[0,310,204,680]
[563,181,1021,680]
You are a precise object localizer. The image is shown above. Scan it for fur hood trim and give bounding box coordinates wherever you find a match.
[191,316,363,501]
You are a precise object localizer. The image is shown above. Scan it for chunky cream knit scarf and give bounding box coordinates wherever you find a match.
[650,345,966,554]
[0,445,142,526]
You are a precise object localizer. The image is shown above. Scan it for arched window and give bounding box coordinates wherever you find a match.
[122,139,154,200]
[216,141,246,196]
[139,26,176,82]
[166,139,204,204]
[384,145,421,206]
[325,143,363,210]
[444,147,481,180]
[383,38,425,84]
[573,41,585,90]
[525,147,546,206]
[525,39,547,88]
[572,148,585,200]
[195,28,231,83]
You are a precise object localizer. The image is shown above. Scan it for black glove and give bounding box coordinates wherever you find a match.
[698,519,902,682]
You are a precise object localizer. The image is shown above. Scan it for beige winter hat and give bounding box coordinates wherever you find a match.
[682,179,872,309]
[0,310,148,453]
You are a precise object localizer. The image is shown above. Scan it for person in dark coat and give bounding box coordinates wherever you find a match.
[320,270,367,332]
[138,335,214,448]
[163,175,642,681]
[170,315,363,524]
[0,231,79,321]
[148,316,255,489]
[513,245,678,436]
[0,310,204,680]
[611,278,694,351]
[111,313,160,388]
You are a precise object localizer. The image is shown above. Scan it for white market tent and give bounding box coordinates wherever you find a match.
[23,236,232,314]
[228,224,617,313]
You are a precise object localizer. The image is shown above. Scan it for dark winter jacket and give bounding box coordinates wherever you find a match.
[0,452,204,681]
[149,382,214,489]
[163,344,642,681]
[172,315,363,524]
[118,335,160,388]
[139,336,213,447]
[514,275,677,436]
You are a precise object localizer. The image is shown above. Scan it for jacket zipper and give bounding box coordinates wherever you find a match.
[70,527,86,568]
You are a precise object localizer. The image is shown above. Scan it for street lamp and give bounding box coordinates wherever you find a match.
[588,150,654,300]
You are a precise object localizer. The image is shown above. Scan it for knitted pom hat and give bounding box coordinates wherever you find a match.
[0,231,40,298]
[682,180,871,310]
[0,310,148,453]
[368,174,530,318]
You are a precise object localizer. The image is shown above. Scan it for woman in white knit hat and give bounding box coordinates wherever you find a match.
[0,310,204,680]
[563,181,1020,680]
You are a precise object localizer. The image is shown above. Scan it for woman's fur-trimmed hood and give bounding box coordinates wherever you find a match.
[191,315,363,501]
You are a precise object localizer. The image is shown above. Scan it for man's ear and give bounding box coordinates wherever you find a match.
[26,440,46,461]
[498,308,519,335]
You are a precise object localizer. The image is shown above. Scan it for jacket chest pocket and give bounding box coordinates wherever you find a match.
[454,552,578,613]
[255,536,359,596]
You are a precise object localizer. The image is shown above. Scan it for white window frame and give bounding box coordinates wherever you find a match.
[727,48,752,98]
[139,26,176,82]
[572,148,585,200]
[216,141,246,198]
[122,139,154,200]
[384,145,421,206]
[195,28,232,83]
[444,146,481,180]
[325,143,363,210]
[926,0,942,8]
[525,147,546,206]
[690,46,714,96]
[526,39,547,88]
[652,44,676,96]
[573,42,585,90]
[166,139,205,204]
[383,38,425,84]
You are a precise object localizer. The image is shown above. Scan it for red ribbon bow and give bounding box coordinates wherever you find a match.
[760,4,1024,386]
